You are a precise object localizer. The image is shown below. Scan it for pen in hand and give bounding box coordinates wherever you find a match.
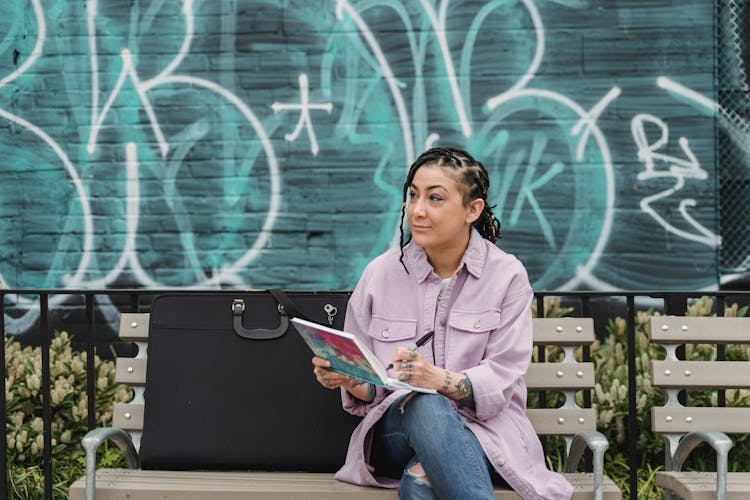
[385,330,435,371]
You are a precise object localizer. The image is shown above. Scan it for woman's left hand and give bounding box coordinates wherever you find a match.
[312,356,353,390]
[391,346,441,390]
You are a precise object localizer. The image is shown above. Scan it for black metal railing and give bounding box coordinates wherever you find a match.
[2,289,750,500]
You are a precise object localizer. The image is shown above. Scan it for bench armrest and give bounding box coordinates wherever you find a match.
[669,431,733,500]
[564,430,609,500]
[81,427,139,500]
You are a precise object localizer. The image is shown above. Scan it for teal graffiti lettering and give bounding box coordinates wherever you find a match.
[505,134,565,250]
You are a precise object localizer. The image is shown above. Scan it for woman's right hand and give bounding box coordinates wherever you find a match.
[312,356,353,389]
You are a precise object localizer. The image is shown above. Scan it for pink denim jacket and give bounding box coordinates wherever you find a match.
[334,229,574,500]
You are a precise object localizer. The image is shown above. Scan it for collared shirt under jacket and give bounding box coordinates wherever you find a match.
[334,228,574,500]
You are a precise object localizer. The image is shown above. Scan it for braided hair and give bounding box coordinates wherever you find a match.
[398,147,501,273]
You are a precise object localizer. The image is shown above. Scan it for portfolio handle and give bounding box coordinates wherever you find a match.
[232,298,288,340]
[231,290,309,340]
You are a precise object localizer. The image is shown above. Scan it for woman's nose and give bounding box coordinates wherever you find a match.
[411,197,427,215]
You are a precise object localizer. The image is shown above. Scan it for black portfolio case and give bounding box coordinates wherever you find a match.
[138,291,361,471]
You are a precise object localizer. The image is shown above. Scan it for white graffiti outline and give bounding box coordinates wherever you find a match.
[0,0,45,89]
[334,0,612,289]
[660,76,750,158]
[487,88,616,290]
[631,112,719,247]
[1,0,283,331]
[471,0,616,290]
[657,76,718,113]
[80,0,281,289]
[630,77,725,249]
[482,0,545,113]
[335,0,415,163]
[271,74,334,157]
[0,0,98,330]
[86,0,195,159]
[416,0,476,137]
[0,0,729,323]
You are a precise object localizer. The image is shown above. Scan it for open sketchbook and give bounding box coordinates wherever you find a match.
[291,317,436,394]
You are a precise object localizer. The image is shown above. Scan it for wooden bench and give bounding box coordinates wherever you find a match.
[69,313,621,499]
[648,316,750,500]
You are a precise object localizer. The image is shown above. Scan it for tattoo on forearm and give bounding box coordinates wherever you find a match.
[440,369,475,408]
[441,370,453,392]
[351,379,376,402]
[454,376,475,408]
[351,379,376,403]
[365,383,376,402]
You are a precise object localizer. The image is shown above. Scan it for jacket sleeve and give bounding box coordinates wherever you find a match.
[462,267,534,422]
[340,269,389,417]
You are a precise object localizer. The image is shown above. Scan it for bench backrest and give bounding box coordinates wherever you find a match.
[113,313,149,450]
[526,317,597,453]
[648,316,750,459]
[113,314,597,453]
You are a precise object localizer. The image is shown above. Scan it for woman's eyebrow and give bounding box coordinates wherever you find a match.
[409,183,449,192]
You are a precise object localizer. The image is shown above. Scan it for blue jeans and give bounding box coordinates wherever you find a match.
[370,393,501,500]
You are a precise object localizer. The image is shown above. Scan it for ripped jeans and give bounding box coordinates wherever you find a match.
[370,393,502,500]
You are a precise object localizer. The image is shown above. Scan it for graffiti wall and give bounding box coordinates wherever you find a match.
[0,0,730,329]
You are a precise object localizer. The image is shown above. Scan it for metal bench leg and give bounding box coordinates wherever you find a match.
[81,427,139,500]
[670,431,733,500]
[565,431,610,500]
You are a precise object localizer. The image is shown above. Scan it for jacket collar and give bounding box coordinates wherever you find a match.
[403,227,487,283]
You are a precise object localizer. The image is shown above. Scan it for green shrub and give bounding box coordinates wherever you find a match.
[4,331,132,499]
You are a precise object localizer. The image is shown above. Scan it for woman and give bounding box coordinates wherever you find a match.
[312,147,573,499]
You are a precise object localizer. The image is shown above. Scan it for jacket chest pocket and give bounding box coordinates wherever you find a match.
[367,315,418,362]
[447,308,502,359]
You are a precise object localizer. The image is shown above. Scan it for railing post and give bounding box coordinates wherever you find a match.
[0,294,6,500]
[130,293,140,313]
[716,295,726,407]
[580,295,593,472]
[40,293,53,500]
[664,293,689,316]
[535,294,547,453]
[626,295,637,500]
[85,294,97,430]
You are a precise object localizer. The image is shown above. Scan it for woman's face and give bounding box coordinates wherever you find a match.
[406,165,483,255]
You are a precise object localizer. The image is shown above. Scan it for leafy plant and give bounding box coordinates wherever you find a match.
[4,331,132,499]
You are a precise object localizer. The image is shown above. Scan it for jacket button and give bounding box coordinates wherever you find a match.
[496,456,506,466]
[381,330,390,338]
[473,322,481,329]
[440,319,446,326]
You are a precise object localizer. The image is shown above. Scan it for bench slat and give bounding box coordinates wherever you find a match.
[119,313,150,341]
[532,318,594,345]
[527,408,596,434]
[525,362,594,390]
[116,358,147,386]
[651,361,750,389]
[651,407,750,433]
[68,469,622,500]
[113,402,144,431]
[656,471,750,500]
[648,317,750,344]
